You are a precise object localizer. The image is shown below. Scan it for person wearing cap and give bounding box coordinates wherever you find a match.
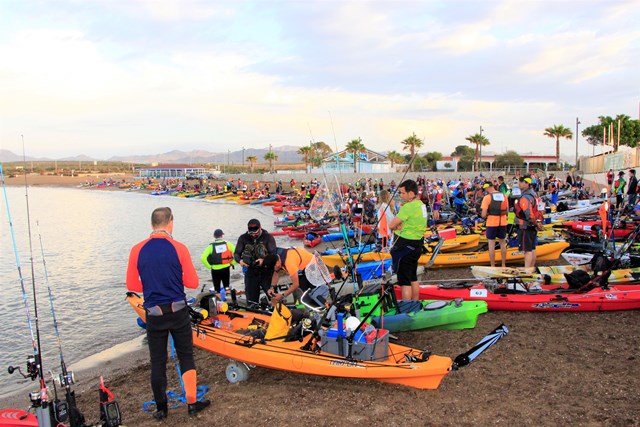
[263,247,316,303]
[481,182,509,268]
[614,171,626,210]
[233,219,277,306]
[201,229,236,293]
[515,176,544,268]
[451,182,467,215]
[126,207,210,420]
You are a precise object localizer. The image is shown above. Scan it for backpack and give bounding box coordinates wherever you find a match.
[514,194,542,222]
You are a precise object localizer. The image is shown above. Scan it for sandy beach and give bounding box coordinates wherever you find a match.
[2,263,639,426]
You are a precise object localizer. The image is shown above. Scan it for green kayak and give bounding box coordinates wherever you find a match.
[352,283,488,333]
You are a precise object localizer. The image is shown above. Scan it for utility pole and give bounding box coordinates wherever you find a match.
[479,126,484,172]
[575,117,580,167]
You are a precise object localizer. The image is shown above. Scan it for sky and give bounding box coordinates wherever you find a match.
[0,0,639,161]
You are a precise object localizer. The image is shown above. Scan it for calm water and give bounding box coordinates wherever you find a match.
[0,186,284,395]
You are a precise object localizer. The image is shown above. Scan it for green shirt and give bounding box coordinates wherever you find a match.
[396,199,428,240]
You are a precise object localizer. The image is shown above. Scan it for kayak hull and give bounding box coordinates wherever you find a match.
[405,284,640,311]
[127,294,452,389]
[367,300,488,332]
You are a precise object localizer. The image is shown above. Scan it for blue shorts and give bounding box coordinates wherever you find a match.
[485,226,507,240]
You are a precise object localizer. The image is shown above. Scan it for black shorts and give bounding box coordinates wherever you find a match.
[517,228,537,252]
[391,236,423,286]
[485,225,507,240]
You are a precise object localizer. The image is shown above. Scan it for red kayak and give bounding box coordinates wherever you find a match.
[304,236,323,248]
[0,408,38,426]
[270,231,288,236]
[561,220,635,239]
[400,284,640,311]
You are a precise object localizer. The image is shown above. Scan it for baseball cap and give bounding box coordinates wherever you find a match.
[519,175,533,184]
[247,219,261,233]
[618,171,624,176]
[483,182,491,189]
[213,229,224,238]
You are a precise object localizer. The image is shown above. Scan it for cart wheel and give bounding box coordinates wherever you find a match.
[225,361,250,384]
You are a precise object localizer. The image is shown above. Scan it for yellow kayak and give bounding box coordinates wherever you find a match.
[204,192,232,200]
[429,241,569,268]
[321,235,482,268]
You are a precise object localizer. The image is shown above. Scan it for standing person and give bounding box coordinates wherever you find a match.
[233,219,277,306]
[452,183,467,215]
[480,183,509,268]
[627,169,638,208]
[614,171,626,211]
[201,229,236,293]
[389,179,428,300]
[606,168,614,191]
[497,176,508,195]
[514,176,544,268]
[126,207,210,420]
[377,189,397,249]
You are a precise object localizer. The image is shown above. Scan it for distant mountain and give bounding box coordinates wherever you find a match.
[0,149,44,162]
[58,154,96,161]
[108,146,304,164]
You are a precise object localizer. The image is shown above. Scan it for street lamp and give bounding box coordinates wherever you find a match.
[575,117,580,167]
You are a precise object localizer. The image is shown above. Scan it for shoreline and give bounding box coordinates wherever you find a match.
[0,334,148,409]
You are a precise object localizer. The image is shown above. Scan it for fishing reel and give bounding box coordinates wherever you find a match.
[58,371,76,387]
[7,355,39,380]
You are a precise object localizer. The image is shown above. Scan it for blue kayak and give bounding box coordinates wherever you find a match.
[355,259,392,281]
[321,244,376,256]
[322,229,354,242]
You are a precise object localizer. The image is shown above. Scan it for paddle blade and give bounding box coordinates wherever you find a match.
[453,323,509,369]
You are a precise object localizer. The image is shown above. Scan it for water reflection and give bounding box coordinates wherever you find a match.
[0,186,282,394]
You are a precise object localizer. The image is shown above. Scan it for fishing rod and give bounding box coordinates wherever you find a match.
[36,221,86,427]
[1,157,52,425]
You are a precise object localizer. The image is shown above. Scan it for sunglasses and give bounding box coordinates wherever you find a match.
[248,227,260,233]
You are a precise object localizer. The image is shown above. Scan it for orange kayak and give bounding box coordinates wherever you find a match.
[127,293,452,389]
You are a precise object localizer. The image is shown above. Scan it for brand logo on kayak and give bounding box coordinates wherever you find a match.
[605,294,618,300]
[329,360,364,368]
[532,302,580,309]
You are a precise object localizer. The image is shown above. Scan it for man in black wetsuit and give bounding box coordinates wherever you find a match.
[233,219,277,306]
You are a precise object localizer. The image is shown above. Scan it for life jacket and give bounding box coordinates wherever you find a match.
[207,241,234,265]
[514,193,543,222]
[487,192,507,217]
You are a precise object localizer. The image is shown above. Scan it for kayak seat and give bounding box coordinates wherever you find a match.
[396,300,422,313]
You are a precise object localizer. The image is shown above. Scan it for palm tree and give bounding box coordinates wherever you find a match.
[345,138,366,173]
[264,151,278,173]
[298,146,312,172]
[544,125,573,169]
[401,133,424,171]
[246,155,257,173]
[386,150,404,168]
[465,133,490,172]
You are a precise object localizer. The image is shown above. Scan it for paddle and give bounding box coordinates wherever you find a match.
[452,324,509,369]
